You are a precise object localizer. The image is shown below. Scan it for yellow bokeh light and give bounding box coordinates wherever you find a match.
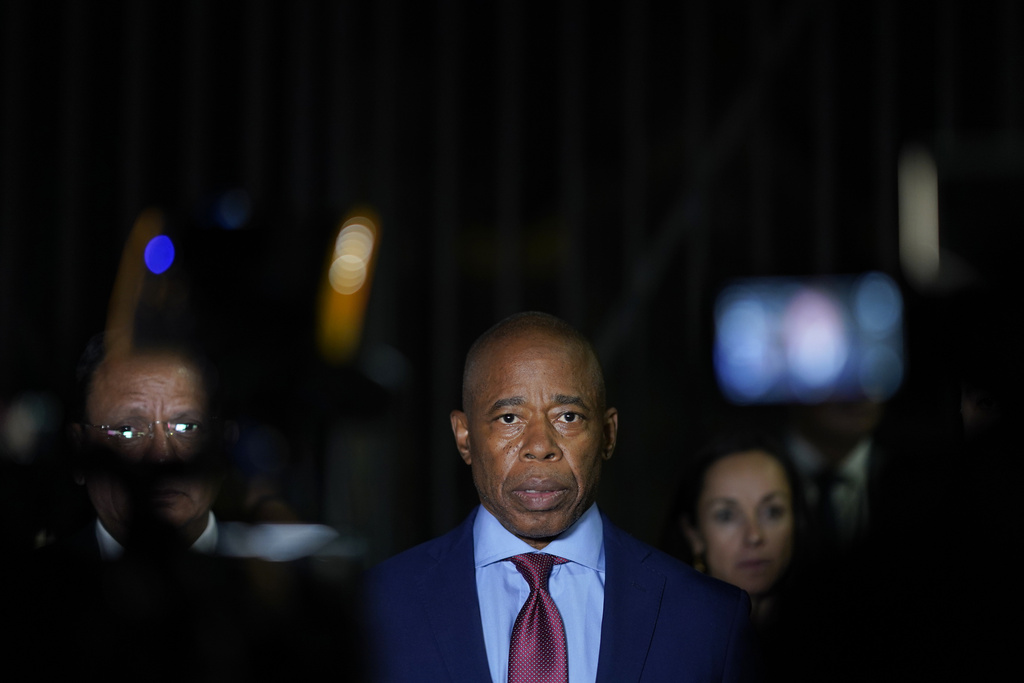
[329,255,368,294]
[317,210,381,365]
[328,220,376,295]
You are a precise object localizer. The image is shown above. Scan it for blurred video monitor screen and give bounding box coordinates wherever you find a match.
[712,272,904,404]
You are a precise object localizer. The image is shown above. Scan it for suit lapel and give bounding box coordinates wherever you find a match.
[596,517,666,683]
[418,509,492,681]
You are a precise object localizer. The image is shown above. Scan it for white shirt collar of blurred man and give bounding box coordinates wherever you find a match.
[94,511,219,560]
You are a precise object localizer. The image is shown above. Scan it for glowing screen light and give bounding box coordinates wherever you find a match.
[143,235,175,274]
[853,272,902,337]
[782,289,849,402]
[713,287,782,403]
[713,272,904,404]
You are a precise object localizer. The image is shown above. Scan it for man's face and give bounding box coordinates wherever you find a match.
[78,352,219,547]
[450,332,618,549]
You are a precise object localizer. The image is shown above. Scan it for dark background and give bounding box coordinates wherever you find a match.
[2,0,1022,565]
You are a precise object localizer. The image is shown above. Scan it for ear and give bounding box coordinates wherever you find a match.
[67,423,86,485]
[601,407,618,460]
[681,514,705,557]
[450,410,472,465]
[68,422,85,448]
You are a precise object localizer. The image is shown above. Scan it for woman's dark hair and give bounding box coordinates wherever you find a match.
[660,430,809,583]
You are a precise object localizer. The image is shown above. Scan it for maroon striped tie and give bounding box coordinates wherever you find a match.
[508,553,570,683]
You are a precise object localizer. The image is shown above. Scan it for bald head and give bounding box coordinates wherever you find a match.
[452,311,618,548]
[461,312,606,416]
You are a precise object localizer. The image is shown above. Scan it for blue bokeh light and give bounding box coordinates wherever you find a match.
[713,288,781,403]
[854,272,902,337]
[144,235,175,274]
[214,189,251,230]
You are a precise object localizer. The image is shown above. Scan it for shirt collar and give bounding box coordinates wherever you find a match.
[473,503,604,572]
[837,439,872,487]
[787,430,873,482]
[191,511,219,554]
[95,511,218,560]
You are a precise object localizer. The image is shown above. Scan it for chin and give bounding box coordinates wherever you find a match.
[738,579,775,597]
[515,514,581,542]
[153,502,201,527]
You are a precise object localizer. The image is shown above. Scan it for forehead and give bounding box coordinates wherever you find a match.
[702,450,790,497]
[88,353,207,414]
[470,332,598,402]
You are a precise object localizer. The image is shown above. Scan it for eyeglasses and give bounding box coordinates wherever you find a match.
[79,420,207,450]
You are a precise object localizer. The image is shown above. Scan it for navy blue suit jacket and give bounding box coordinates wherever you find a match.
[362,507,760,682]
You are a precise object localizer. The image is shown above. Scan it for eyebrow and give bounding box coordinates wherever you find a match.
[553,394,588,409]
[704,491,789,507]
[759,491,789,504]
[487,394,589,412]
[490,397,525,411]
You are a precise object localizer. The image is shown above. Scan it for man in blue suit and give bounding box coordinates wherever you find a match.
[363,312,759,682]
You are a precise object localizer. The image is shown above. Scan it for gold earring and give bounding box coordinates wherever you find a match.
[693,554,706,573]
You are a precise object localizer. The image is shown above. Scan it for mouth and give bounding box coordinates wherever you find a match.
[150,487,186,504]
[736,559,772,571]
[510,478,570,510]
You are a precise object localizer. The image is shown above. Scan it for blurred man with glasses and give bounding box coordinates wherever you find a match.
[69,334,225,558]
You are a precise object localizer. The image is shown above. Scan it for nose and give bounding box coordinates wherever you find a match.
[744,518,764,546]
[142,422,177,462]
[520,419,562,461]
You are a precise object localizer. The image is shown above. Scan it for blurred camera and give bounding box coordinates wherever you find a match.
[713,272,904,404]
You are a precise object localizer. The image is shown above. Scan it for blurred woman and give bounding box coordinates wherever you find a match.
[664,433,807,626]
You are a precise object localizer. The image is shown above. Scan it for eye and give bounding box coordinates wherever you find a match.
[764,504,788,521]
[112,425,144,439]
[169,422,201,434]
[711,508,735,523]
[498,414,518,424]
[560,412,580,423]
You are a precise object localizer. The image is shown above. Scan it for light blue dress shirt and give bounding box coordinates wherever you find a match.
[473,503,605,683]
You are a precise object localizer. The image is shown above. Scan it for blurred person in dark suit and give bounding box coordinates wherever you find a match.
[362,311,759,683]
[783,399,885,555]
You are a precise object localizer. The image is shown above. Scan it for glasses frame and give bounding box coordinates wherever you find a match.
[78,419,208,445]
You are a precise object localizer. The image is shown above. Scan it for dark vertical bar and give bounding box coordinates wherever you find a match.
[559,0,585,325]
[622,0,647,276]
[285,0,315,220]
[749,1,772,274]
[619,0,649,535]
[242,0,271,204]
[813,0,836,273]
[120,0,150,229]
[0,0,29,385]
[495,0,523,316]
[326,0,355,215]
[1000,0,1022,129]
[369,0,399,340]
[684,0,710,365]
[181,0,211,209]
[55,0,90,361]
[431,0,462,535]
[936,0,957,134]
[320,0,353,541]
[365,0,401,558]
[873,0,897,272]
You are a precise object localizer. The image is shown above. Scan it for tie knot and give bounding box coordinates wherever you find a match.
[814,468,845,492]
[509,553,568,591]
